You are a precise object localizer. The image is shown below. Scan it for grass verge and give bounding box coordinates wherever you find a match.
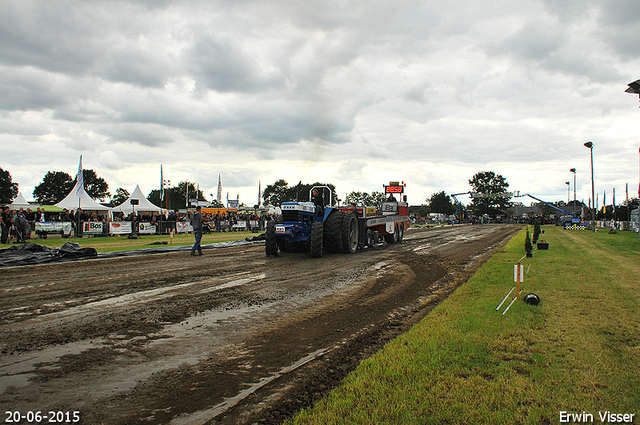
[288,226,640,424]
[8,231,259,252]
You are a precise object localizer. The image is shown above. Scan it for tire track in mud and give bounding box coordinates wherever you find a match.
[0,225,521,425]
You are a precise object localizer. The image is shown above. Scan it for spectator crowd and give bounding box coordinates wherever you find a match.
[1,204,279,244]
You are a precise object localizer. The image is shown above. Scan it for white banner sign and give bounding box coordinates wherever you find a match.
[83,221,103,235]
[176,222,193,233]
[35,222,73,234]
[138,222,157,234]
[109,221,132,235]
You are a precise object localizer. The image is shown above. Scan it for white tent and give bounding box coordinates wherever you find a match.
[10,192,31,209]
[111,185,162,214]
[55,181,112,211]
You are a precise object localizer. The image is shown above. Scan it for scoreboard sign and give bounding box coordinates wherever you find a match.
[385,185,404,194]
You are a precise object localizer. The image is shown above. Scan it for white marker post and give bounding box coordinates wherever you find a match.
[502,263,524,315]
[514,263,524,296]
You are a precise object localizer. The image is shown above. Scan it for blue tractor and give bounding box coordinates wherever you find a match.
[265,186,359,258]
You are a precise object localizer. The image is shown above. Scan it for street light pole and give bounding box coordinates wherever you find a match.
[584,142,595,232]
[570,168,576,217]
[625,79,640,243]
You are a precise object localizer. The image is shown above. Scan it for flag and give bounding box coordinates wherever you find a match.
[217,174,222,202]
[76,155,84,197]
[603,190,606,214]
[626,183,629,207]
[160,164,164,201]
[258,180,261,207]
[613,187,615,215]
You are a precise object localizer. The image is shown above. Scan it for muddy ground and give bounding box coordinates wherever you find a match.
[0,224,521,425]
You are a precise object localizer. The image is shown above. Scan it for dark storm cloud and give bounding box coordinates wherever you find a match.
[102,123,175,147]
[0,66,72,111]
[185,33,286,94]
[0,1,106,76]
[485,16,626,83]
[596,0,640,61]
[95,46,177,89]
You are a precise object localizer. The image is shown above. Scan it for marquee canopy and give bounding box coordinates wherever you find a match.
[55,181,111,211]
[111,185,162,214]
[10,192,31,209]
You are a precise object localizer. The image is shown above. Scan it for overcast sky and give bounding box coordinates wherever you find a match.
[2,0,640,207]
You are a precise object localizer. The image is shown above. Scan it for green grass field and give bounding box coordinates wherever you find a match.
[288,226,640,424]
[13,231,258,252]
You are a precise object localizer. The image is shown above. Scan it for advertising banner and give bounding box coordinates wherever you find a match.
[232,220,247,230]
[83,221,104,235]
[109,222,132,235]
[35,222,73,234]
[176,222,193,233]
[138,222,157,234]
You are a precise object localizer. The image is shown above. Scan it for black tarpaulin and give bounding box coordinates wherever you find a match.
[0,242,98,267]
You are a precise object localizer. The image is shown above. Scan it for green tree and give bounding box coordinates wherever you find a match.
[111,188,130,206]
[263,180,337,206]
[80,169,110,201]
[178,181,206,207]
[0,167,19,204]
[524,227,533,255]
[427,191,456,215]
[345,191,386,206]
[148,189,165,209]
[33,169,110,203]
[533,218,541,243]
[149,181,207,210]
[263,179,292,206]
[469,171,512,218]
[33,171,74,204]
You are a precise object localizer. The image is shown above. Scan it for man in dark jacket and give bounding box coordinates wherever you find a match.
[1,206,13,244]
[15,208,27,243]
[190,206,205,256]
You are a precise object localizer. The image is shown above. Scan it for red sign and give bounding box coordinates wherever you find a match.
[385,185,404,193]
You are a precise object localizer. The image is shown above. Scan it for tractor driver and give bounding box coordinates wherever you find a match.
[311,189,324,216]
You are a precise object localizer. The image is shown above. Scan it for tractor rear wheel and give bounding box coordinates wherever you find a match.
[324,210,343,253]
[265,221,278,256]
[341,212,358,253]
[310,221,323,258]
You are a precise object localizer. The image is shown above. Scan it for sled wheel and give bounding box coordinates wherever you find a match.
[341,212,358,253]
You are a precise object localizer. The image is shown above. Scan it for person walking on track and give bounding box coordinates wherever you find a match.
[190,206,205,256]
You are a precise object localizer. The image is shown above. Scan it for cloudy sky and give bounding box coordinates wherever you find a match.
[2,0,640,207]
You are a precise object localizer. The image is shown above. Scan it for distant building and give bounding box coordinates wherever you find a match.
[509,204,542,219]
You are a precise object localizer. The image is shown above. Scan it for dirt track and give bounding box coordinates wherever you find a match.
[0,224,521,425]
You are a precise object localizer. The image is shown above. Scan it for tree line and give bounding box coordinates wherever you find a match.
[3,166,637,219]
[0,168,518,217]
[0,167,210,211]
